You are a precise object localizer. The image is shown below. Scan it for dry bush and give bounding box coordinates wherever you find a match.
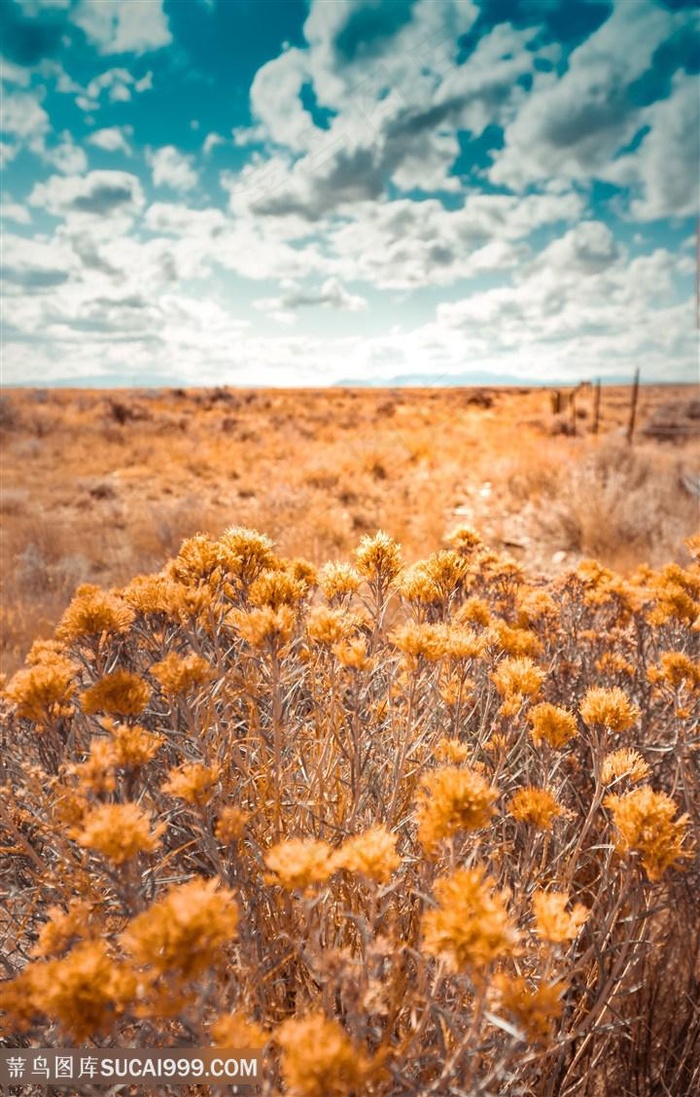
[540,442,698,568]
[502,438,699,571]
[1,527,699,1096]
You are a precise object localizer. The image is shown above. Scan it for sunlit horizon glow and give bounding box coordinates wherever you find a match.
[1,0,698,388]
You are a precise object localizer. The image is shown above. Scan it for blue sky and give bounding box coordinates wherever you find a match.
[1,0,698,386]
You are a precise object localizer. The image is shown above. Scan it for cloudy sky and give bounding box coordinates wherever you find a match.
[1,0,698,387]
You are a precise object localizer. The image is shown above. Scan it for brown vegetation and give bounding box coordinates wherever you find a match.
[1,526,698,1095]
[1,384,697,679]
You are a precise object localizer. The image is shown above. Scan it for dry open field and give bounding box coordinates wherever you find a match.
[0,382,698,680]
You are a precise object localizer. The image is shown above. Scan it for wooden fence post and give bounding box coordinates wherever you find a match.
[593,378,601,435]
[626,368,640,445]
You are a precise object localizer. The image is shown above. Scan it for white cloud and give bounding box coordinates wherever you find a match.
[29,170,145,222]
[0,142,20,167]
[86,67,133,102]
[203,133,224,155]
[74,0,171,56]
[608,74,700,221]
[0,58,33,86]
[249,47,312,149]
[0,91,49,141]
[147,146,198,192]
[489,1,682,189]
[254,276,368,320]
[87,125,134,155]
[0,202,31,224]
[43,131,89,174]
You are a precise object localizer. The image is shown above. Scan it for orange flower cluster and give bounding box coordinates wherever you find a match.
[81,670,151,717]
[122,877,239,978]
[416,765,498,851]
[423,866,519,973]
[605,786,694,881]
[150,651,214,695]
[277,1012,373,1097]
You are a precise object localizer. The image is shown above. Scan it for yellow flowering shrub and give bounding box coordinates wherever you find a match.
[1,527,697,1094]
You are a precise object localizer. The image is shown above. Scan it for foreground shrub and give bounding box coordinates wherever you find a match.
[1,527,699,1096]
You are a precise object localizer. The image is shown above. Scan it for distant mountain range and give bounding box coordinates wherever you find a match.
[331,372,670,388]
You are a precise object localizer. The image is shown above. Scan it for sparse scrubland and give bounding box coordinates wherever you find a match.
[1,384,698,679]
[1,522,699,1095]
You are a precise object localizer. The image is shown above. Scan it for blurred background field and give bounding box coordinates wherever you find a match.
[1,382,698,678]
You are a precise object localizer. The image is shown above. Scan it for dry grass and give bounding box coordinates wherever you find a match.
[0,527,698,1095]
[1,383,697,680]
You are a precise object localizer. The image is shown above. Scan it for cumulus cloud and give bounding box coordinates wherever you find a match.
[147,146,198,192]
[489,1,685,189]
[87,125,134,155]
[29,170,145,219]
[73,0,171,56]
[42,131,88,174]
[607,74,700,221]
[0,90,50,141]
[0,201,32,224]
[254,277,368,321]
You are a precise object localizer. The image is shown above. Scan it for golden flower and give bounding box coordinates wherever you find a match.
[491,620,542,658]
[162,762,220,805]
[647,564,700,625]
[67,737,116,794]
[455,596,491,627]
[594,652,636,677]
[72,802,165,864]
[516,589,558,628]
[150,651,214,696]
[399,551,468,604]
[215,806,249,844]
[492,973,565,1042]
[605,785,694,881]
[249,569,306,609]
[434,737,471,764]
[121,573,189,618]
[317,561,361,602]
[0,941,136,1040]
[283,557,317,590]
[442,625,486,662]
[4,661,76,722]
[211,1011,267,1050]
[277,1013,372,1097]
[602,749,651,786]
[306,605,354,646]
[508,787,566,831]
[32,900,95,959]
[422,866,519,973]
[264,837,335,891]
[445,525,482,556]
[491,657,545,700]
[332,636,372,671]
[332,825,401,884]
[168,533,224,584]
[416,766,498,852]
[226,605,295,648]
[122,877,239,978]
[81,670,151,717]
[532,891,588,944]
[219,527,277,585]
[528,703,578,749]
[389,622,445,661]
[109,722,164,768]
[57,584,134,642]
[354,530,402,582]
[649,652,700,691]
[580,687,640,732]
[25,639,75,667]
